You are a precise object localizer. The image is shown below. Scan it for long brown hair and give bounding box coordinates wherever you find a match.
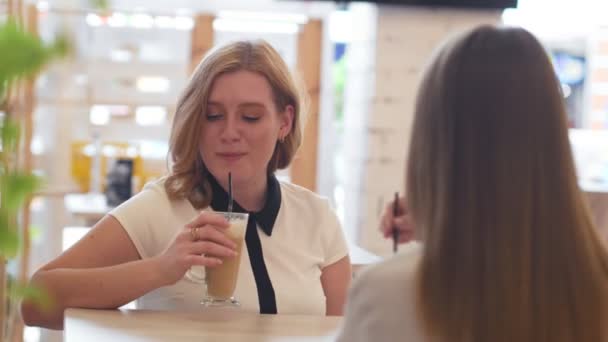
[408,25,608,342]
[165,40,304,209]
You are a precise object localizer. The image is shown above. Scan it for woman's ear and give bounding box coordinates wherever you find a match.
[279,105,295,138]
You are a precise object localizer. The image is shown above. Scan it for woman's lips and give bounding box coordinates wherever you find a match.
[216,152,246,162]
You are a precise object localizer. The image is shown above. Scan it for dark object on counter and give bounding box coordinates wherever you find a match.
[105,158,133,207]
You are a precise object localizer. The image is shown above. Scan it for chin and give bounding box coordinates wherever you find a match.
[229,172,255,185]
[208,166,250,184]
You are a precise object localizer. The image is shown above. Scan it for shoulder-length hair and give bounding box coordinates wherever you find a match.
[408,25,608,342]
[165,40,305,209]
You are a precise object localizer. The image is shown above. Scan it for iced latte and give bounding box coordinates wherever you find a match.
[203,212,248,306]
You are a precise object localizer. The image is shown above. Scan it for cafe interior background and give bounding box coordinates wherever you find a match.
[2,0,608,340]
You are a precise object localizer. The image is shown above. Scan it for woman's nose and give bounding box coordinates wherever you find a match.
[219,116,241,142]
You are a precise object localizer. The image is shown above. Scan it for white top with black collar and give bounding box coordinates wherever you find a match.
[109,175,349,315]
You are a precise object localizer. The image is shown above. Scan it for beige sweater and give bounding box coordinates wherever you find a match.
[337,243,424,342]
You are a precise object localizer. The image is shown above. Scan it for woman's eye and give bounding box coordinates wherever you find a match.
[206,113,223,121]
[243,115,260,122]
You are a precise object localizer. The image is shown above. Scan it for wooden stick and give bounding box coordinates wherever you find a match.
[291,19,322,192]
[15,0,22,24]
[9,4,37,341]
[3,1,18,339]
[190,14,214,73]
[17,3,37,285]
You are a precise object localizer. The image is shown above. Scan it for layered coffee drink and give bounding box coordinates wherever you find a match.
[183,211,248,306]
[205,218,246,298]
[203,212,248,306]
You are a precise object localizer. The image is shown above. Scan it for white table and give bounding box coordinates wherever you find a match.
[348,242,381,274]
[65,308,342,342]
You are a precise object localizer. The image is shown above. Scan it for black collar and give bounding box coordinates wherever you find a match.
[208,174,282,236]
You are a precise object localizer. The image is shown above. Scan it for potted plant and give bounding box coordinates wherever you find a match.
[0,17,69,341]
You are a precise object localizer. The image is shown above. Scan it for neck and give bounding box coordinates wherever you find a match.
[219,174,268,212]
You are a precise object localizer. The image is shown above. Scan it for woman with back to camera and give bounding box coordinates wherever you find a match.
[337,25,608,342]
[22,40,351,330]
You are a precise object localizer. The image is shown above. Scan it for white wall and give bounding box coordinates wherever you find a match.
[344,5,501,256]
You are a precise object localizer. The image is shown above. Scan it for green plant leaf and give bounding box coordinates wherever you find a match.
[50,33,71,58]
[29,224,42,241]
[1,173,42,211]
[90,0,111,11]
[9,281,54,312]
[0,20,50,81]
[0,78,6,101]
[1,118,21,154]
[0,212,19,258]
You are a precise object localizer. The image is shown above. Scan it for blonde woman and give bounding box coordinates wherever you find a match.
[338,26,608,342]
[23,40,351,330]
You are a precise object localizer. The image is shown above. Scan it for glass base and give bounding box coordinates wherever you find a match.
[202,297,240,307]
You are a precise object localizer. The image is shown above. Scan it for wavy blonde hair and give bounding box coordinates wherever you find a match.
[408,26,608,342]
[165,40,304,209]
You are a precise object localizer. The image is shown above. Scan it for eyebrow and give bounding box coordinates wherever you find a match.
[207,101,268,110]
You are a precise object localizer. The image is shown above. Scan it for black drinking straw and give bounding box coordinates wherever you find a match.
[392,192,399,254]
[227,172,233,213]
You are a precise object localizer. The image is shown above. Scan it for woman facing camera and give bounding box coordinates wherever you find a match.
[22,40,351,330]
[338,26,608,342]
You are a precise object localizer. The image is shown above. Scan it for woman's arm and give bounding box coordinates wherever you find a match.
[21,215,160,329]
[321,255,351,316]
[21,213,236,329]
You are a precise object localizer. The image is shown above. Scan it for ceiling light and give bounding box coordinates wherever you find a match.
[108,12,128,27]
[90,105,110,125]
[218,11,308,24]
[175,16,194,30]
[86,13,103,27]
[213,19,298,35]
[154,16,175,29]
[135,106,167,126]
[136,77,170,93]
[131,14,154,29]
[36,1,49,12]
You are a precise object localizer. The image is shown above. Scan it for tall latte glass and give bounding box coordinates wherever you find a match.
[185,212,248,307]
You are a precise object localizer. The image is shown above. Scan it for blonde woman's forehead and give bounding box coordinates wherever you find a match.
[208,70,275,107]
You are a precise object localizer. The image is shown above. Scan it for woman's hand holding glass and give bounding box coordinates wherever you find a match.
[153,212,237,286]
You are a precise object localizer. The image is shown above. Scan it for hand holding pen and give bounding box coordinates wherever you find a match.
[379,194,414,249]
[392,193,399,253]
